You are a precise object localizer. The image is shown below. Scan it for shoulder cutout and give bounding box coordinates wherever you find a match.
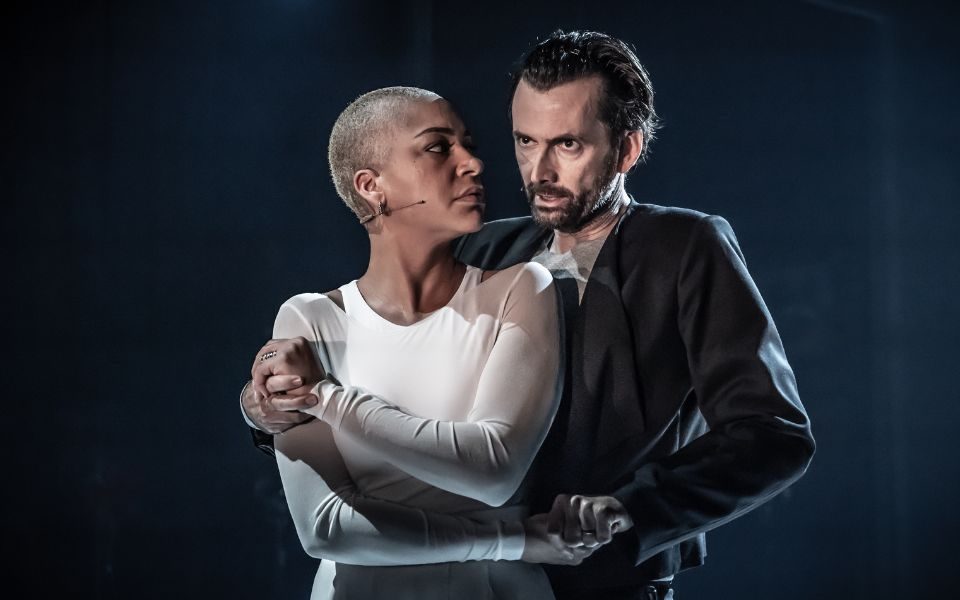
[480,269,501,283]
[324,289,345,311]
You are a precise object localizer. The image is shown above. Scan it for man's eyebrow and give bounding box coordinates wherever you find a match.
[414,126,471,138]
[513,130,583,143]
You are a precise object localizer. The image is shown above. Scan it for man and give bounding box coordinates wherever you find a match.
[243,30,815,599]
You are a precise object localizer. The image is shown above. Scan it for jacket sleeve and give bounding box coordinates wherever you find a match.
[611,215,816,565]
[237,380,276,456]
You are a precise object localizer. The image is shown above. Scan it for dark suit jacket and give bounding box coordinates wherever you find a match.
[251,202,815,591]
[452,202,815,592]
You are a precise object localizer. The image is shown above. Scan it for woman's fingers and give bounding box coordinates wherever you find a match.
[268,393,319,412]
[265,374,304,394]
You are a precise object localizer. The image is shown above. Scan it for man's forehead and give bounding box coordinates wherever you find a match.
[511,76,605,134]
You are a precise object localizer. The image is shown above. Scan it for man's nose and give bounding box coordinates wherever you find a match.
[530,149,558,184]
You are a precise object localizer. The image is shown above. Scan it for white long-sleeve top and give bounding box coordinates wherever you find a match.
[273,263,562,576]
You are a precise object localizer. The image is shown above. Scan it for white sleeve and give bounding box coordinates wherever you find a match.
[308,265,563,507]
[276,420,525,565]
[272,299,526,565]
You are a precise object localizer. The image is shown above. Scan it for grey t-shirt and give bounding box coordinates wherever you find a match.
[531,235,608,303]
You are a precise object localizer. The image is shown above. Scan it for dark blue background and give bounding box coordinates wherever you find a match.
[4,0,958,597]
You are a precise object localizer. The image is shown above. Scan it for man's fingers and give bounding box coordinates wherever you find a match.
[260,412,314,434]
[262,409,313,427]
[266,394,319,412]
[265,375,303,394]
[562,495,582,545]
[579,499,600,548]
[595,505,614,545]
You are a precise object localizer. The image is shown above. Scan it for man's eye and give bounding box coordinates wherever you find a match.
[516,136,532,146]
[561,139,578,149]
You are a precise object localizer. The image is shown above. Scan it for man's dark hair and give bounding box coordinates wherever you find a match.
[510,30,661,163]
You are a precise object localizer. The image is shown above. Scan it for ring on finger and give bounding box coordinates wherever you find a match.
[260,350,278,362]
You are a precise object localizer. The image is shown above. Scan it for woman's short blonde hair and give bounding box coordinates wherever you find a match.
[328,87,438,219]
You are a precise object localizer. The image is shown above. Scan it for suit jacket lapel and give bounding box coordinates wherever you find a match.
[558,203,649,491]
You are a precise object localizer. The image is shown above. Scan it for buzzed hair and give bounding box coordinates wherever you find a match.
[328,86,439,219]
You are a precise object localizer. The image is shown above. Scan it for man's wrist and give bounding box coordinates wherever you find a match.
[239,380,264,432]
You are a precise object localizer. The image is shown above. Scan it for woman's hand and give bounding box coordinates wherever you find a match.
[241,379,316,434]
[251,337,327,399]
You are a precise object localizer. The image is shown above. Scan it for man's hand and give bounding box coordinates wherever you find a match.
[251,337,326,399]
[546,494,634,549]
[241,379,317,434]
[520,514,600,565]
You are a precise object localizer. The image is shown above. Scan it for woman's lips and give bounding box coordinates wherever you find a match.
[456,191,485,204]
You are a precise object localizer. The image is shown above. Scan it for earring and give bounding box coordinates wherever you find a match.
[359,200,388,225]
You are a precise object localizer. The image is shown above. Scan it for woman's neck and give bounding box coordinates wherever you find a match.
[358,233,465,325]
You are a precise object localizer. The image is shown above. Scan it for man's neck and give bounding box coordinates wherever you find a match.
[551,189,630,254]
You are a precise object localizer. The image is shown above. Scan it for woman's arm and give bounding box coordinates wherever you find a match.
[306,264,562,507]
[271,300,525,565]
[275,419,525,565]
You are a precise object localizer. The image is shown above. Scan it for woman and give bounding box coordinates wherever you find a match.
[261,87,565,599]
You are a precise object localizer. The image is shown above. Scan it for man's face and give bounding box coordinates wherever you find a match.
[511,75,620,233]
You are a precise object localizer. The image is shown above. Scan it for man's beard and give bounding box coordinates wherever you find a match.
[525,151,620,234]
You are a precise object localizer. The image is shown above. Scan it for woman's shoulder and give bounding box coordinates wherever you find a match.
[476,261,554,297]
[278,290,346,321]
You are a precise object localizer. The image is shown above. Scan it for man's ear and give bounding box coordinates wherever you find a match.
[354,168,383,214]
[617,131,644,173]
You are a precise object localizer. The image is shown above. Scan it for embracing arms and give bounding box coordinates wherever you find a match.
[251,265,600,565]
[264,265,562,507]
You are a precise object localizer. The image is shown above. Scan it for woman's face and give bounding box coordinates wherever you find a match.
[376,98,485,238]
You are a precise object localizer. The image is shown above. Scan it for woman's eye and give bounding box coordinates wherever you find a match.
[427,141,451,153]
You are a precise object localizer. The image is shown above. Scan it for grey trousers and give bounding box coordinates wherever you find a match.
[555,581,674,600]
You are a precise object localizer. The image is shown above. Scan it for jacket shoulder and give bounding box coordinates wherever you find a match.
[621,203,712,234]
[612,203,740,272]
[454,216,547,270]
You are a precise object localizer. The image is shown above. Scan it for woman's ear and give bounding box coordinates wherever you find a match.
[354,168,383,216]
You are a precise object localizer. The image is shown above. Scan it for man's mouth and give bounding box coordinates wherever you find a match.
[534,193,570,207]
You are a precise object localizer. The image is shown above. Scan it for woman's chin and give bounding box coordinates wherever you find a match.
[438,213,484,237]
[464,215,485,234]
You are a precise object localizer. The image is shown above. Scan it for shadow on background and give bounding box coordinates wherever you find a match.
[3,0,958,598]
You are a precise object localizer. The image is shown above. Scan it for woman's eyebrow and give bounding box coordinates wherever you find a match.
[414,126,471,138]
